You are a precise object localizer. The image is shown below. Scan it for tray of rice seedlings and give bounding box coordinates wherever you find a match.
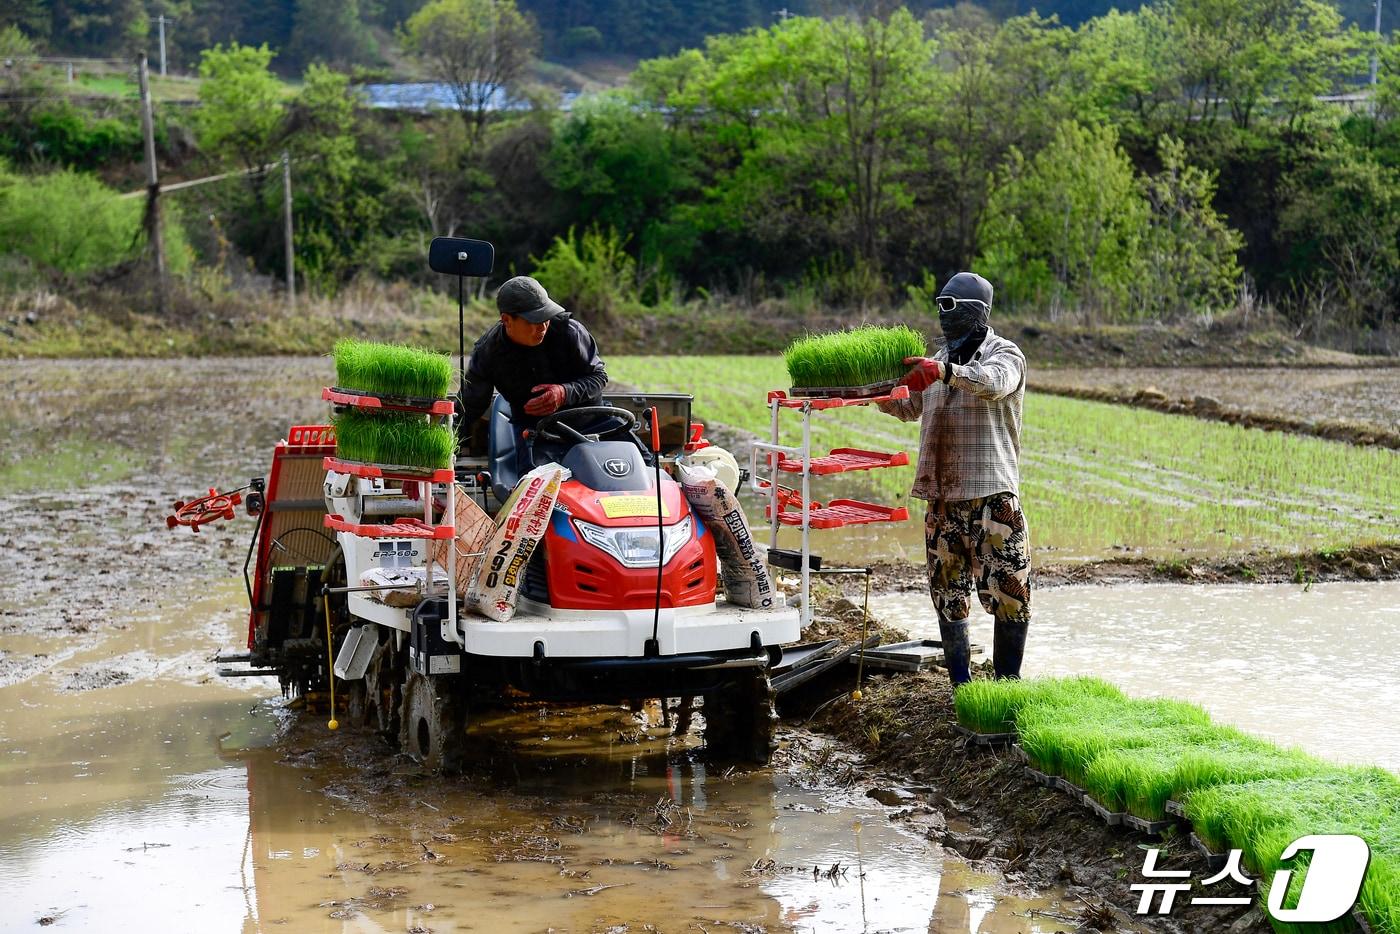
[1184,768,1400,934]
[1081,729,1326,826]
[1015,694,1215,788]
[332,410,457,472]
[953,676,1126,738]
[333,339,455,403]
[783,325,926,398]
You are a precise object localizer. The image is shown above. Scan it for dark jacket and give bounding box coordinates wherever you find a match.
[458,314,608,429]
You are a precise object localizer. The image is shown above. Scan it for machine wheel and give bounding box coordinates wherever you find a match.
[702,668,776,765]
[362,635,404,745]
[400,671,468,772]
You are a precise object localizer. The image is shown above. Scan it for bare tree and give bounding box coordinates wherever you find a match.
[403,0,538,149]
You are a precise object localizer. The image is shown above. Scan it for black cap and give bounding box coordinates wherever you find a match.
[496,276,565,323]
[938,271,994,307]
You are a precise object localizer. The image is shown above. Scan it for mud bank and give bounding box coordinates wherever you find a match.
[1029,382,1400,449]
[864,543,1400,593]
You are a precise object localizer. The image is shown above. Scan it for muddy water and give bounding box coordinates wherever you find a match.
[872,581,1400,770]
[0,585,1086,932]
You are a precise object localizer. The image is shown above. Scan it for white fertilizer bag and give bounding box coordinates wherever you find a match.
[677,461,778,610]
[466,463,566,622]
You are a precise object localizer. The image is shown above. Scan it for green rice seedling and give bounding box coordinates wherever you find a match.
[1016,695,1215,786]
[1081,732,1323,820]
[953,676,1125,735]
[782,325,927,389]
[1184,768,1400,934]
[332,410,456,469]
[333,339,455,399]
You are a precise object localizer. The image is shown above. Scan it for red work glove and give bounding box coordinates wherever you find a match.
[899,356,944,393]
[524,383,566,416]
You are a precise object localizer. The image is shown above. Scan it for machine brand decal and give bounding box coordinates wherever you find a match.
[604,458,631,478]
[601,495,670,519]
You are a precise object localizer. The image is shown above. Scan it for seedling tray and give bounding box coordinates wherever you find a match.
[789,379,901,399]
[1083,795,1125,827]
[324,386,455,415]
[951,723,1015,746]
[856,639,985,673]
[1056,776,1085,797]
[1164,799,1186,818]
[1190,832,1228,873]
[1122,814,1176,836]
[1023,764,1057,788]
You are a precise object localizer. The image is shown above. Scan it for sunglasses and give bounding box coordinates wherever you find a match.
[936,295,989,313]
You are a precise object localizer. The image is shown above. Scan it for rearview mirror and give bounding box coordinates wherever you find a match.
[429,237,495,277]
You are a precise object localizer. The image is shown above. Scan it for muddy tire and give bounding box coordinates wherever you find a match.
[400,671,468,772]
[702,668,776,765]
[362,634,403,745]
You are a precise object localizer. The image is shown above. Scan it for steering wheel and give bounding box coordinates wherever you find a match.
[534,405,639,444]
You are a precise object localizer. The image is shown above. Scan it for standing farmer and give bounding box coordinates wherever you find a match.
[879,272,1030,685]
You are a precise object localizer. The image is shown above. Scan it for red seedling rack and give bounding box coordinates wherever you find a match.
[322,455,454,484]
[774,499,910,529]
[776,448,909,476]
[323,386,455,416]
[324,514,455,540]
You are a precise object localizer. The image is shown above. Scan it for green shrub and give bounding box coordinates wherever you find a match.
[332,410,456,469]
[530,225,640,319]
[332,339,455,399]
[782,325,926,388]
[0,162,191,276]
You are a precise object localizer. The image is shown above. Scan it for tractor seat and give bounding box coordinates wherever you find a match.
[488,394,520,503]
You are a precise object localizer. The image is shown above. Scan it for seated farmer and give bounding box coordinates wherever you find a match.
[458,275,609,459]
[878,272,1030,686]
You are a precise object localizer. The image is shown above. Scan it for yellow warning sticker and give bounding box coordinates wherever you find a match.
[600,495,670,519]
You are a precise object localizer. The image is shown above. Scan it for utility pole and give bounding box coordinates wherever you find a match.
[157,14,169,77]
[1372,0,1384,86]
[137,52,166,314]
[282,151,295,311]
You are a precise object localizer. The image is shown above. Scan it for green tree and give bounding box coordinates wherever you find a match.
[287,0,378,69]
[402,0,539,147]
[1134,136,1243,317]
[194,43,285,174]
[976,120,1149,314]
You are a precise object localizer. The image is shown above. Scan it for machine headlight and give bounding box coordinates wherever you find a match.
[575,516,693,569]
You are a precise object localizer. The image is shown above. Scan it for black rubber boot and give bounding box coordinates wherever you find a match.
[938,618,973,686]
[993,618,1028,680]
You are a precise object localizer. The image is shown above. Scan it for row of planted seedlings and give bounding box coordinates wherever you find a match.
[955,677,1399,934]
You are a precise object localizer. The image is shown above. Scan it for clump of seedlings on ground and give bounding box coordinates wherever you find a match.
[954,676,1399,932]
[783,325,926,389]
[333,339,455,399]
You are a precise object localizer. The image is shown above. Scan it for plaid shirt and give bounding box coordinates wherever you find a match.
[879,326,1026,503]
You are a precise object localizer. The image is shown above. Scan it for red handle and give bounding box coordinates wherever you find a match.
[649,409,661,453]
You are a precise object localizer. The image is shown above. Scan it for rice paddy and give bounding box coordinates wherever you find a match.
[609,355,1400,560]
[782,326,926,389]
[331,409,456,469]
[332,339,455,400]
[952,676,1399,932]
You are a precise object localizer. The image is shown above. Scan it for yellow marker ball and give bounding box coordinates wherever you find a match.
[328,719,340,731]
[851,689,863,701]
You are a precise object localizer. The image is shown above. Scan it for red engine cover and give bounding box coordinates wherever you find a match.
[545,478,717,610]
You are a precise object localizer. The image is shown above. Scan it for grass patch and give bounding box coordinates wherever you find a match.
[331,410,455,469]
[332,339,455,400]
[782,325,926,389]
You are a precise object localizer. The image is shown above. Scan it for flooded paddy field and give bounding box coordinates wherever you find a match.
[2,356,1396,931]
[1031,366,1400,436]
